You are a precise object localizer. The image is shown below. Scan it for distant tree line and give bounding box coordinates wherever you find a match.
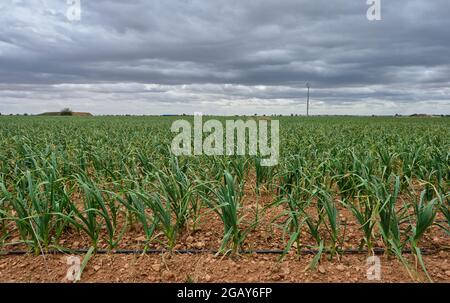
[60,108,73,116]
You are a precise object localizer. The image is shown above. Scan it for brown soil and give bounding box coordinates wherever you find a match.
[1,251,450,283]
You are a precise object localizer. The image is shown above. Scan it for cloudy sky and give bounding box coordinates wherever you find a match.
[1,0,449,115]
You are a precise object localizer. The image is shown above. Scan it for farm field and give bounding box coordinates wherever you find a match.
[0,116,449,282]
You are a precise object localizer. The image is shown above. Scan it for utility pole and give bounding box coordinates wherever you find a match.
[306,82,310,117]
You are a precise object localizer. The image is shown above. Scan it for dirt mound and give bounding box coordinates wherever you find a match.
[38,112,93,116]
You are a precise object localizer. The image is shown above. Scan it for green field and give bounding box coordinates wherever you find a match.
[0,116,448,280]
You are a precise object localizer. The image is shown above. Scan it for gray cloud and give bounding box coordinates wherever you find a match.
[0,0,449,115]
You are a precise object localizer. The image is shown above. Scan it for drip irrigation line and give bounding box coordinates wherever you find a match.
[1,247,448,256]
[435,220,448,223]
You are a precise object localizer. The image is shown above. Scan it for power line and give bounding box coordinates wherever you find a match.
[306,82,310,117]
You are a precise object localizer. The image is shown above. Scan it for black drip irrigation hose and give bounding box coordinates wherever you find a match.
[1,247,448,256]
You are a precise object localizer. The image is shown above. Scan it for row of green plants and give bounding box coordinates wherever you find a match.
[0,154,448,279]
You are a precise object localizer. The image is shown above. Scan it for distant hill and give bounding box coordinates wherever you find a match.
[37,112,93,117]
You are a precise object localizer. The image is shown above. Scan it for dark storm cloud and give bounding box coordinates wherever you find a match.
[0,0,449,114]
